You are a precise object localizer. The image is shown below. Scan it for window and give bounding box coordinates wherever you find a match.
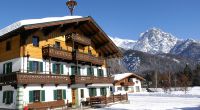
[128,78,133,82]
[89,88,96,97]
[87,67,94,76]
[55,41,61,49]
[53,89,66,100]
[32,36,39,47]
[136,86,140,92]
[124,87,129,91]
[29,90,45,102]
[52,64,63,74]
[3,62,12,74]
[6,41,11,51]
[100,87,107,96]
[80,89,84,98]
[97,69,104,77]
[71,66,80,75]
[29,61,43,73]
[3,91,13,104]
[117,87,122,91]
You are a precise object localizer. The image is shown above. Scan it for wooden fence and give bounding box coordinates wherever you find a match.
[86,93,128,106]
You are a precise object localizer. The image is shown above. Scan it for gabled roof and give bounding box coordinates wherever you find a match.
[0,16,122,58]
[113,73,145,81]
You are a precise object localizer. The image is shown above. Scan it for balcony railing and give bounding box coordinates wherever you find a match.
[0,73,71,85]
[74,51,104,66]
[120,82,135,86]
[66,34,91,46]
[70,75,114,84]
[42,45,72,61]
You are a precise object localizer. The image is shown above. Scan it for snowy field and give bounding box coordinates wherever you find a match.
[99,87,200,110]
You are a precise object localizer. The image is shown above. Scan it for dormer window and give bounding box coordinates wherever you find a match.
[32,36,39,47]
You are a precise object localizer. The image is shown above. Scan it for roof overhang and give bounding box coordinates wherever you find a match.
[0,16,123,58]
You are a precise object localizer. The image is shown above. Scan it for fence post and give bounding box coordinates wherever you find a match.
[105,95,107,105]
[120,93,122,102]
[113,94,115,103]
[126,93,128,101]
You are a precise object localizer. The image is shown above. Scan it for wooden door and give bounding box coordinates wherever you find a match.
[72,89,77,105]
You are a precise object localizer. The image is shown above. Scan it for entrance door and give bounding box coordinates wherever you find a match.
[72,89,77,105]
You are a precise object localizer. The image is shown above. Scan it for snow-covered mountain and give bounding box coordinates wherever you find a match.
[110,37,136,50]
[133,28,179,54]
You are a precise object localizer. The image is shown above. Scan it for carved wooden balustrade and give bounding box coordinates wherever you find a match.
[74,51,104,66]
[0,73,71,85]
[42,45,72,61]
[70,75,114,84]
[120,82,135,86]
[66,33,91,46]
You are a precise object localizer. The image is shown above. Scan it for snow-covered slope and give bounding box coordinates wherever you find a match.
[110,37,136,50]
[0,16,82,37]
[133,28,179,54]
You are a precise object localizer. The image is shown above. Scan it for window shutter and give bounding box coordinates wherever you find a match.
[101,69,104,76]
[10,91,13,103]
[41,90,45,101]
[40,62,43,72]
[54,90,57,100]
[8,62,12,73]
[94,88,97,96]
[29,61,33,72]
[60,64,64,74]
[87,67,90,76]
[3,91,6,103]
[52,64,56,74]
[78,67,81,75]
[3,64,5,74]
[62,90,66,99]
[71,66,75,75]
[29,91,33,103]
[89,88,92,97]
[91,68,94,76]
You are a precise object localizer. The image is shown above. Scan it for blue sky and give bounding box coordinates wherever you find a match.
[0,0,200,40]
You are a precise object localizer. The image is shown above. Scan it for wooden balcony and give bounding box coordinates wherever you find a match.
[70,75,114,84]
[42,45,72,61]
[0,73,71,85]
[120,82,135,86]
[66,33,91,46]
[74,51,104,66]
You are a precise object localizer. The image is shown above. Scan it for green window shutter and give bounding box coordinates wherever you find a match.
[91,68,94,76]
[60,64,64,74]
[8,62,12,73]
[62,90,66,99]
[29,91,33,103]
[94,88,97,96]
[29,61,33,72]
[101,69,104,76]
[78,67,81,75]
[89,88,92,97]
[41,90,45,101]
[54,90,57,100]
[10,91,13,103]
[40,62,43,72]
[3,91,6,103]
[87,67,90,76]
[3,64,5,74]
[52,64,56,74]
[71,66,75,75]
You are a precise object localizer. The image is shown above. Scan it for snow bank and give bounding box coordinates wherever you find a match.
[0,16,82,37]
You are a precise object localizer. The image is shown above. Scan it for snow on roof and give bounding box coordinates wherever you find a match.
[0,16,83,37]
[113,73,145,81]
[113,73,133,81]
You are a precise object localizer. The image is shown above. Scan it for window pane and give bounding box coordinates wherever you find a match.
[81,89,84,98]
[6,41,11,51]
[32,36,39,47]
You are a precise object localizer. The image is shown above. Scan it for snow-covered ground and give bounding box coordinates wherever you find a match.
[99,87,200,110]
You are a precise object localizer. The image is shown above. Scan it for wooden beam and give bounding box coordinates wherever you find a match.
[96,42,110,50]
[74,21,89,29]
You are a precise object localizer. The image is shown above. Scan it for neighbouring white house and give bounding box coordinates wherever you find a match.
[113,73,145,94]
